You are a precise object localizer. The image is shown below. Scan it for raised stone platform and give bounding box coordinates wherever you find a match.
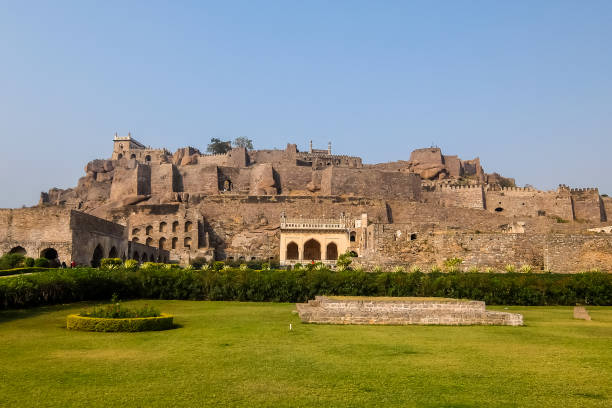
[296,296,523,326]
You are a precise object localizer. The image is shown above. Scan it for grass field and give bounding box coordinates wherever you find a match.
[0,301,610,407]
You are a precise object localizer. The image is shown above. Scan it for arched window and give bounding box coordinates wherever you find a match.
[159,237,166,250]
[132,237,139,243]
[108,247,118,258]
[91,245,104,268]
[8,246,26,256]
[130,154,136,159]
[117,153,123,159]
[172,221,179,232]
[303,239,321,261]
[184,237,192,249]
[286,242,299,260]
[350,231,356,242]
[185,221,192,232]
[146,237,153,246]
[145,155,151,162]
[146,225,153,235]
[172,237,178,249]
[132,228,140,235]
[326,242,338,260]
[159,222,167,232]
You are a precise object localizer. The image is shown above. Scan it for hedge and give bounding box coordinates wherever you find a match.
[0,267,54,277]
[0,267,610,309]
[66,313,174,332]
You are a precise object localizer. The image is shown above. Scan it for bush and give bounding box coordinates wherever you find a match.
[190,257,208,269]
[23,257,35,267]
[81,295,160,318]
[100,258,123,269]
[66,314,173,332]
[0,253,25,270]
[123,259,139,270]
[0,267,610,309]
[33,258,50,268]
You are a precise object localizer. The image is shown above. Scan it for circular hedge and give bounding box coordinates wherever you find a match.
[66,313,174,332]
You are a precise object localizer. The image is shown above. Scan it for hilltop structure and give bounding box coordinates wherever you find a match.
[2,133,612,271]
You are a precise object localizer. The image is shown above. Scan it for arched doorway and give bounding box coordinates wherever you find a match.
[160,222,167,232]
[40,247,60,266]
[172,237,177,249]
[108,246,118,258]
[141,253,147,263]
[184,237,192,249]
[9,246,26,256]
[149,253,155,262]
[286,242,299,260]
[91,245,104,267]
[130,154,136,159]
[159,237,166,250]
[303,239,321,261]
[146,237,153,246]
[326,242,338,260]
[185,221,192,232]
[133,251,140,261]
[172,221,179,232]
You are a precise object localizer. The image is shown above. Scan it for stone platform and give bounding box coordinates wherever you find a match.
[296,296,523,326]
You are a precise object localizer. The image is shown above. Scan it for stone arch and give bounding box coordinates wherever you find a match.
[141,253,147,262]
[41,247,60,266]
[146,225,153,235]
[132,237,139,243]
[9,246,26,256]
[149,253,155,262]
[91,244,104,267]
[350,231,356,242]
[303,239,321,261]
[172,237,178,249]
[130,153,136,159]
[326,242,338,260]
[108,246,118,258]
[172,221,179,232]
[286,242,299,260]
[117,153,123,160]
[159,222,167,232]
[159,237,166,250]
[184,237,192,249]
[133,251,140,261]
[145,155,151,162]
[146,237,153,246]
[185,221,192,232]
[132,228,140,235]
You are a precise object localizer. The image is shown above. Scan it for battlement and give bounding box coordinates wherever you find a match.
[438,184,484,191]
[570,188,599,193]
[280,216,354,230]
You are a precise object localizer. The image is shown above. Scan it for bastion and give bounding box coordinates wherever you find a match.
[296,296,523,326]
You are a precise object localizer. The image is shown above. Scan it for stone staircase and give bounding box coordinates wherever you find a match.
[296,296,523,326]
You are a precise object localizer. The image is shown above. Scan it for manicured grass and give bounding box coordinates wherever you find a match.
[0,301,610,407]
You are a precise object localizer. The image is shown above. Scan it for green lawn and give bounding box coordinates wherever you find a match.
[0,301,610,407]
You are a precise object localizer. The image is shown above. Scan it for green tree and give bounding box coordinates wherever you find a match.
[206,138,232,154]
[233,137,253,149]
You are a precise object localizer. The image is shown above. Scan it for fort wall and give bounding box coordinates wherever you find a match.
[321,168,421,200]
[570,188,605,222]
[484,187,574,220]
[544,234,612,273]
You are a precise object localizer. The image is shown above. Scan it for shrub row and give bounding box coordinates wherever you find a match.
[66,313,173,332]
[0,267,53,277]
[0,267,610,309]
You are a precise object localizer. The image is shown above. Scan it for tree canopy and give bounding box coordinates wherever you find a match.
[233,137,253,150]
[206,138,232,154]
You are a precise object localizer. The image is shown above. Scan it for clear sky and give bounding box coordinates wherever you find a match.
[1,1,610,208]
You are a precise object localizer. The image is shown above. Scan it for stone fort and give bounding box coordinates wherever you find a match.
[2,133,612,272]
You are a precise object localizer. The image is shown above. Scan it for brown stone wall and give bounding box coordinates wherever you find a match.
[571,189,604,222]
[484,187,573,220]
[150,163,177,196]
[322,168,421,200]
[443,155,462,177]
[544,234,612,273]
[273,164,313,194]
[179,164,219,194]
[432,185,485,209]
[69,210,129,265]
[603,196,612,221]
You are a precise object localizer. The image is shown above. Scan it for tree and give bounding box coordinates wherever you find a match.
[233,137,253,150]
[206,138,232,154]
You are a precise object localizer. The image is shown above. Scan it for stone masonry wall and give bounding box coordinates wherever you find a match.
[571,189,605,222]
[322,168,421,200]
[544,234,612,273]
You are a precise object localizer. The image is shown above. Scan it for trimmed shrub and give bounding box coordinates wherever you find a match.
[0,267,51,277]
[0,253,25,270]
[33,258,50,268]
[123,259,139,270]
[100,258,123,269]
[66,313,173,332]
[23,257,35,267]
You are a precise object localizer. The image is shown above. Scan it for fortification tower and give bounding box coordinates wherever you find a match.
[112,132,146,160]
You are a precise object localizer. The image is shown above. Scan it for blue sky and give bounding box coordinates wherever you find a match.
[1,1,610,208]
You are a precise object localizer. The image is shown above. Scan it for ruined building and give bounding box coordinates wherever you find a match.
[2,133,612,272]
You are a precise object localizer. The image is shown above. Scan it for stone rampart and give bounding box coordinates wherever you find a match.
[296,296,523,326]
